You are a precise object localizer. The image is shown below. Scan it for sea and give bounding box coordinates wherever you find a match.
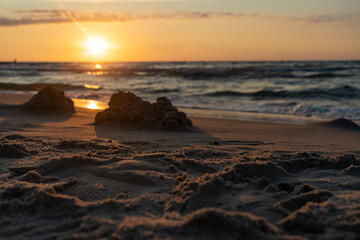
[1,61,360,123]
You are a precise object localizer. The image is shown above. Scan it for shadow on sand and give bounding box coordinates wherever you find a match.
[95,125,219,151]
[0,104,74,134]
[0,102,220,152]
[94,124,221,152]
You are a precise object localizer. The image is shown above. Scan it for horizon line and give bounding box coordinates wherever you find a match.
[1,59,359,63]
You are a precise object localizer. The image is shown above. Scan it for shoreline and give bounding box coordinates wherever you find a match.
[0,92,333,125]
[0,92,359,153]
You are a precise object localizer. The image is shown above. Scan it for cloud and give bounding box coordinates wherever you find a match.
[0,9,246,26]
[0,9,358,27]
[289,14,358,24]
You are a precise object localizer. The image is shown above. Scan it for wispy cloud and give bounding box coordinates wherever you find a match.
[2,9,245,26]
[290,14,357,24]
[0,9,359,27]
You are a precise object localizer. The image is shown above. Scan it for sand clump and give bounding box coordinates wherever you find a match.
[278,201,337,234]
[0,135,42,158]
[274,190,334,215]
[95,91,192,130]
[324,118,360,130]
[0,143,33,158]
[23,86,75,112]
[117,208,280,240]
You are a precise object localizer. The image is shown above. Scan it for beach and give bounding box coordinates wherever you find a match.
[2,0,360,237]
[1,93,360,239]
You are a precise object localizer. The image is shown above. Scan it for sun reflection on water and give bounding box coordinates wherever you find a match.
[72,99,107,110]
[87,100,99,109]
[87,71,103,76]
[86,64,104,76]
[84,84,101,89]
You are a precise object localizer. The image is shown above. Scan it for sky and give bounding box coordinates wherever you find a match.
[0,0,359,62]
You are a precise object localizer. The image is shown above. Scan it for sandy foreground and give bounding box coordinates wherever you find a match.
[0,93,360,239]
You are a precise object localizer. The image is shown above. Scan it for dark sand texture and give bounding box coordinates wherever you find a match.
[1,94,360,239]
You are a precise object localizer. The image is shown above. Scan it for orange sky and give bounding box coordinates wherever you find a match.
[0,0,359,62]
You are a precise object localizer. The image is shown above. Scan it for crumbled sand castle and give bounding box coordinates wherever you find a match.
[23,86,75,112]
[95,91,192,130]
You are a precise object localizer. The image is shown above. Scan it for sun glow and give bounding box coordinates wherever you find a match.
[86,100,99,110]
[86,37,109,55]
[72,99,107,110]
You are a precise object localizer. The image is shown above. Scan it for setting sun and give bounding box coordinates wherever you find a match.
[86,37,108,56]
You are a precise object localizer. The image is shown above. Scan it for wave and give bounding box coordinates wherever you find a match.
[130,67,354,80]
[205,85,360,99]
[303,73,353,79]
[0,62,356,80]
[147,89,180,94]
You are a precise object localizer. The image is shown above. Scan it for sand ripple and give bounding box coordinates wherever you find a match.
[1,135,360,239]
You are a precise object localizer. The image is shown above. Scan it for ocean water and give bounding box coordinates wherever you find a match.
[1,61,360,122]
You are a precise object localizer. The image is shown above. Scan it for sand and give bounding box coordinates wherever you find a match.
[1,93,360,239]
[95,91,192,130]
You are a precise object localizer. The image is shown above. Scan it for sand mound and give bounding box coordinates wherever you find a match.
[20,170,58,183]
[118,208,280,240]
[95,91,192,130]
[278,201,336,233]
[274,190,334,215]
[324,118,360,130]
[0,143,34,158]
[23,86,75,112]
[0,180,82,218]
[0,135,42,159]
[166,161,290,213]
[260,151,359,173]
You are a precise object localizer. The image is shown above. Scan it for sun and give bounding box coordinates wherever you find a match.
[86,37,108,55]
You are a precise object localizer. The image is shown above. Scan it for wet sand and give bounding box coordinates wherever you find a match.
[1,93,360,239]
